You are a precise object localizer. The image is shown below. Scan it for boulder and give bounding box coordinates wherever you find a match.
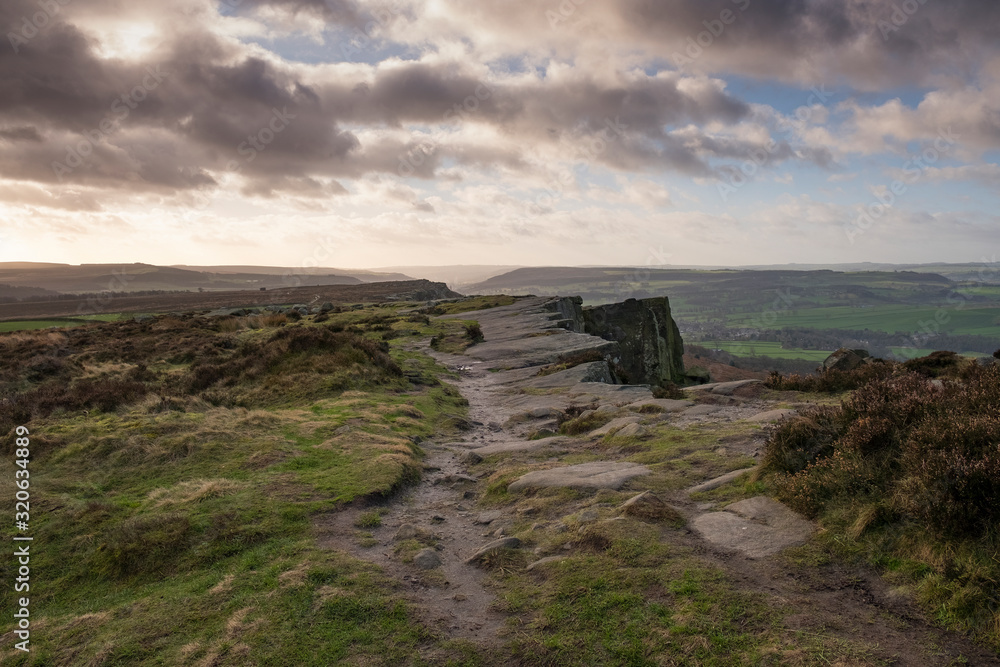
[581,297,686,386]
[413,548,442,569]
[822,348,871,372]
[393,524,419,541]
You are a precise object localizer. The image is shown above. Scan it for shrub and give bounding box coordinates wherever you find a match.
[652,382,684,400]
[464,323,484,343]
[903,350,962,377]
[760,406,846,475]
[764,363,1000,538]
[764,360,895,393]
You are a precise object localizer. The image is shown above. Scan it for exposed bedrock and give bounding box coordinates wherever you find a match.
[542,295,687,386]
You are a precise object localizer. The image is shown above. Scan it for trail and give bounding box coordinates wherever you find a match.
[316,297,999,665]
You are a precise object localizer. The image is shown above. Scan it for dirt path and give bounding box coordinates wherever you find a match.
[316,297,999,665]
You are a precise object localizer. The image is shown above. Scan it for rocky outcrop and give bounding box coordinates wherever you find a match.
[822,348,871,372]
[543,296,686,386]
[583,297,685,387]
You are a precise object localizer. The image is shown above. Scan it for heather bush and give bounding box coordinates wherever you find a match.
[759,405,846,475]
[765,362,1000,537]
[764,360,895,393]
[903,349,963,377]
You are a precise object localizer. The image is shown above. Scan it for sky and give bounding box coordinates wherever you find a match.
[1,0,999,269]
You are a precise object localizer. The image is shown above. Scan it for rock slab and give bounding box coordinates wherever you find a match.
[508,462,650,492]
[691,496,813,558]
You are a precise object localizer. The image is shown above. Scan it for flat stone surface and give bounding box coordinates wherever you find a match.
[509,461,651,492]
[689,379,762,395]
[627,398,695,412]
[682,404,722,417]
[691,496,814,558]
[589,415,643,437]
[470,436,575,457]
[686,467,756,495]
[522,361,614,388]
[746,409,797,422]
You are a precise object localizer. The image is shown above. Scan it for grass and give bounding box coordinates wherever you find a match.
[699,341,832,361]
[0,303,475,665]
[724,304,1000,336]
[0,314,133,332]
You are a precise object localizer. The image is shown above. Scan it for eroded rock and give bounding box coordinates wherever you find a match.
[508,461,651,492]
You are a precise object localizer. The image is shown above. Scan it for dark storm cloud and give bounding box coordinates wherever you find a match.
[0,125,42,141]
[3,0,995,201]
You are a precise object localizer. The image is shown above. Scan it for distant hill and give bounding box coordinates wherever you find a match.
[170,265,413,283]
[367,265,523,288]
[0,263,364,295]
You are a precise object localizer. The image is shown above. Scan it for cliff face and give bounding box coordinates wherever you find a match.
[544,296,686,386]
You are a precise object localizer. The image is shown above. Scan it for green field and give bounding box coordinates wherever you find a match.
[699,341,832,361]
[724,305,1000,336]
[0,314,135,332]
